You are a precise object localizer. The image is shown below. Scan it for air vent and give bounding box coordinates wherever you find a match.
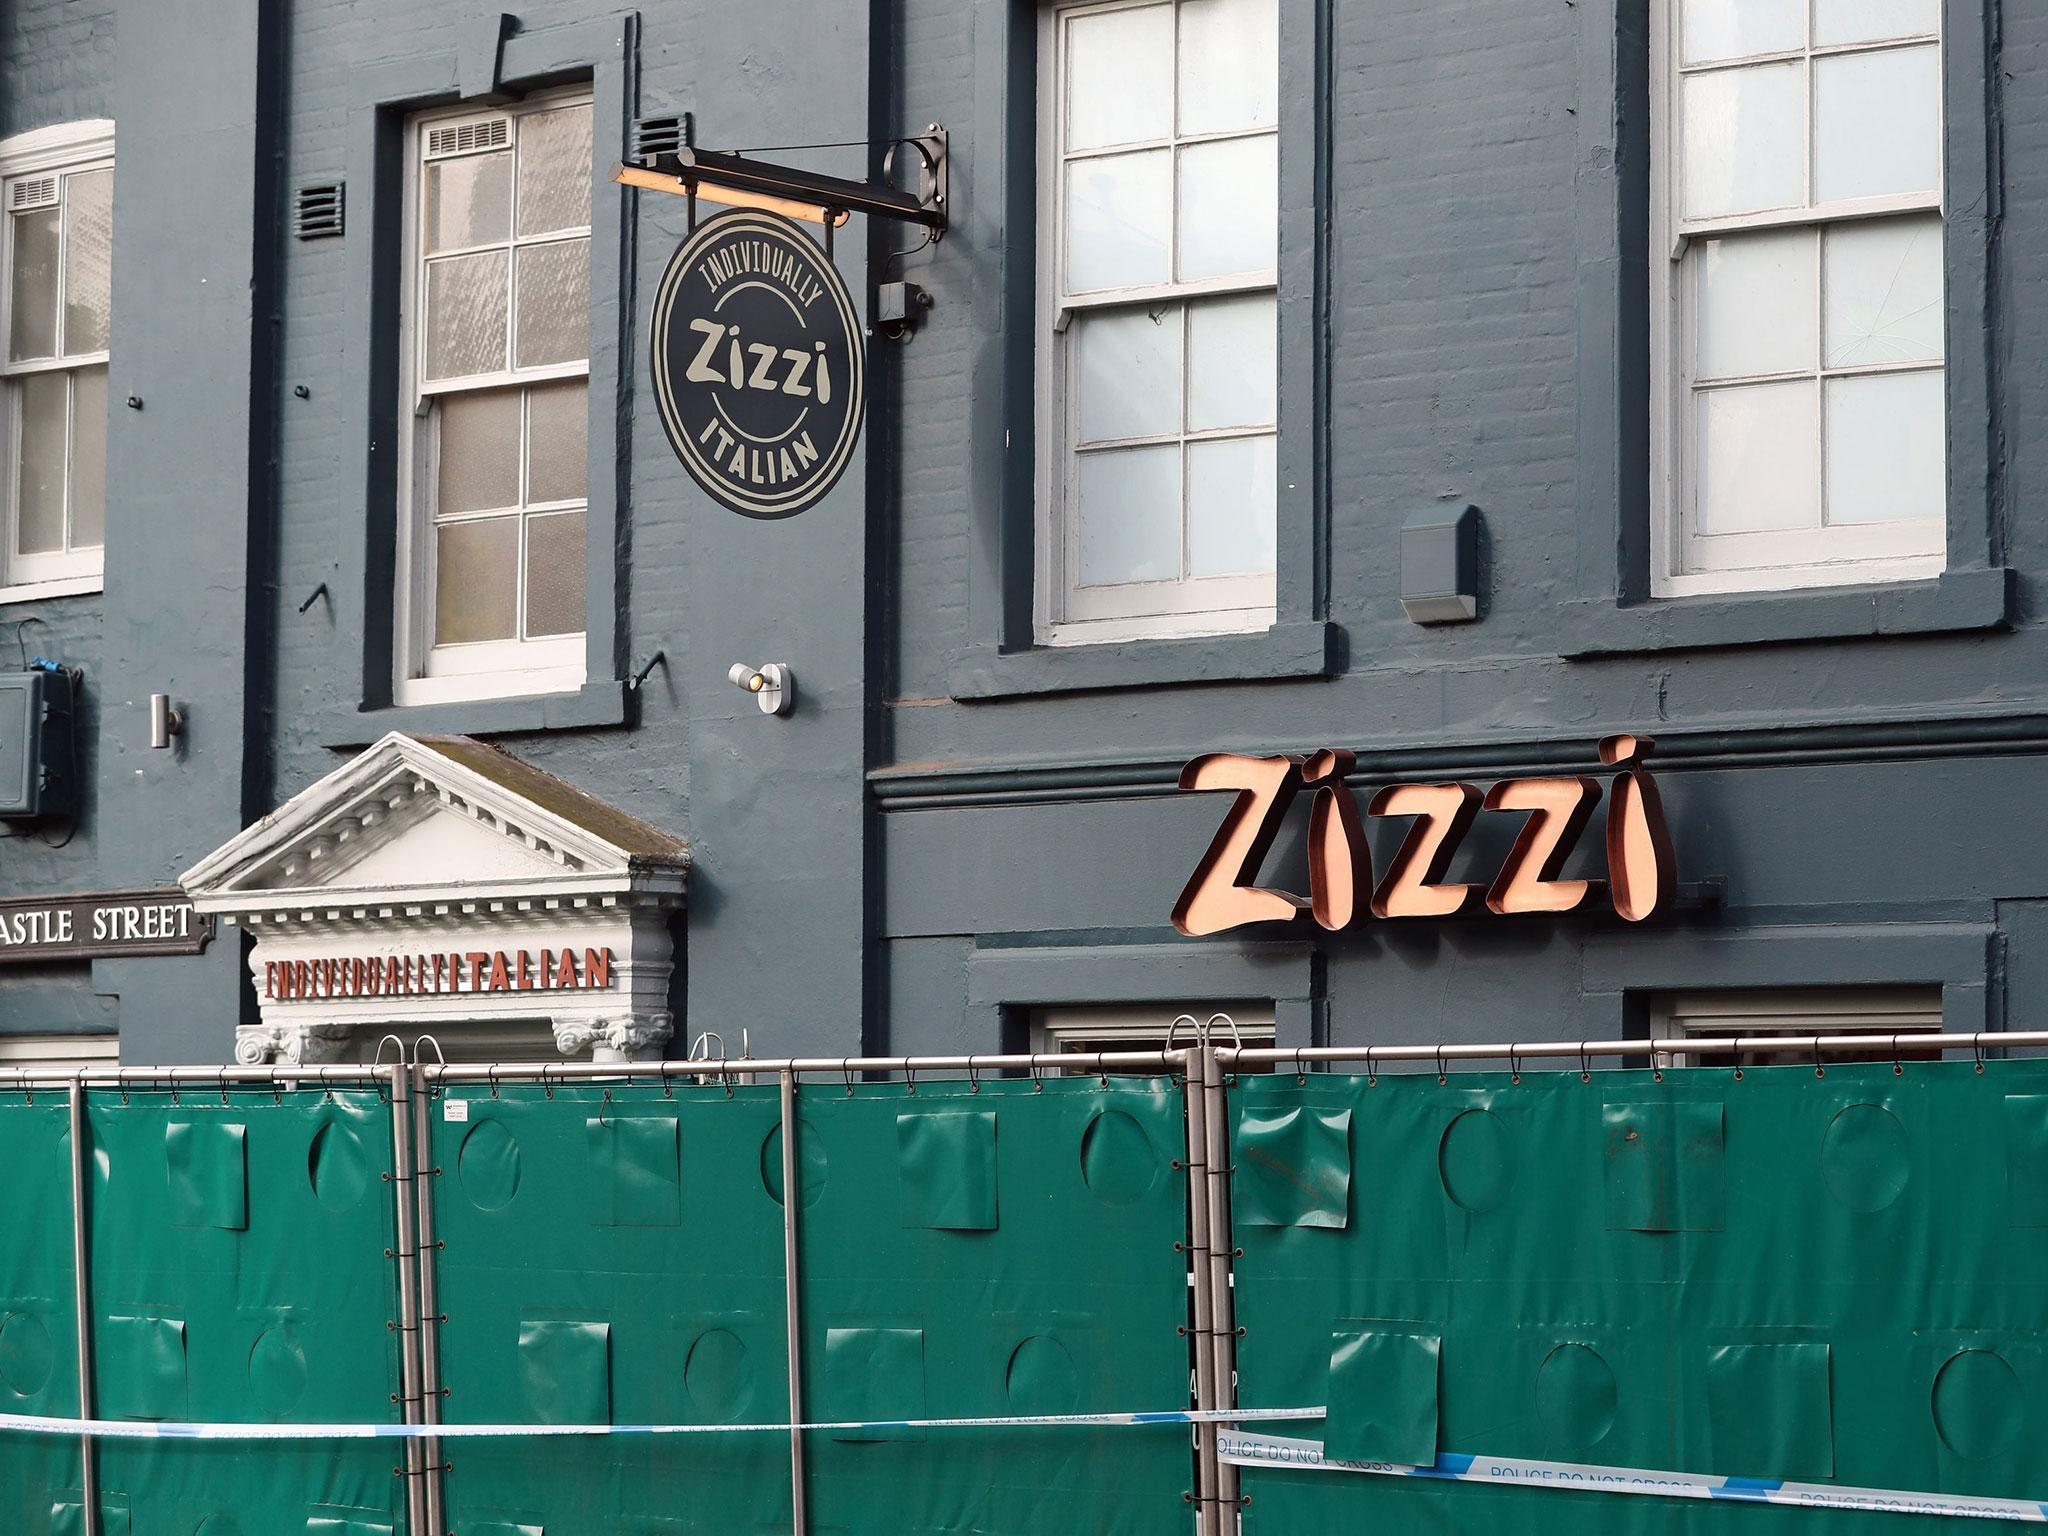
[633,114,688,162]
[293,181,345,241]
[7,176,58,213]
[424,117,510,160]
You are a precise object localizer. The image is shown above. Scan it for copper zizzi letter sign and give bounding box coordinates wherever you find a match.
[1172,735,1676,937]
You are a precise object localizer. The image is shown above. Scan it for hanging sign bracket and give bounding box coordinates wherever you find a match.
[612,125,948,239]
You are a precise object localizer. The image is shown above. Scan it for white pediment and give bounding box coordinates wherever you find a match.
[181,732,689,919]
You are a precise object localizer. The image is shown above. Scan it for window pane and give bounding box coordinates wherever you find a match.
[434,516,519,644]
[69,364,106,548]
[436,388,520,514]
[513,238,590,369]
[8,206,59,362]
[1814,47,1941,205]
[1077,445,1180,585]
[1694,379,1819,535]
[1066,4,1173,151]
[1187,292,1276,430]
[1693,227,1816,380]
[1824,215,1944,368]
[525,378,588,505]
[1187,434,1275,577]
[524,510,586,637]
[425,150,512,254]
[516,106,593,237]
[1178,135,1277,281]
[1813,0,1938,47]
[1825,370,1944,525]
[1065,151,1171,292]
[424,249,510,382]
[61,168,113,356]
[14,371,66,554]
[1076,305,1181,443]
[1681,0,1803,65]
[1680,62,1804,220]
[1179,0,1279,135]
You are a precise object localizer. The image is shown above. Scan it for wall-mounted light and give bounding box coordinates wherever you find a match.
[149,693,185,749]
[727,663,794,717]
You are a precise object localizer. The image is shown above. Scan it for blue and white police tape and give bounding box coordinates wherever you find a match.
[0,1405,1326,1443]
[1220,1429,2048,1525]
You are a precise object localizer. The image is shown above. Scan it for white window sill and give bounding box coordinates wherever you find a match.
[395,663,585,710]
[1654,554,1946,601]
[1039,607,1275,648]
[0,573,104,606]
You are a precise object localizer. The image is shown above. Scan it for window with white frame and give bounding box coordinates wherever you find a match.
[1652,0,1947,597]
[1653,986,1942,1067]
[0,1032,118,1069]
[398,92,592,705]
[1032,1001,1276,1072]
[1,122,113,598]
[1037,0,1279,643]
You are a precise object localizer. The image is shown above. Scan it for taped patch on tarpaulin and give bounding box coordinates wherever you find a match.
[0,1307,57,1402]
[822,1326,925,1442]
[1236,1104,1351,1229]
[585,1115,681,1227]
[2004,1096,2048,1227]
[1326,1326,1440,1465]
[50,1492,130,1536]
[897,1109,997,1230]
[517,1321,610,1426]
[1602,1099,1723,1232]
[304,1508,394,1536]
[165,1120,247,1230]
[98,1315,186,1421]
[1707,1341,1833,1480]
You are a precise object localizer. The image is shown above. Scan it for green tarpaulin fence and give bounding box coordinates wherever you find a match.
[1229,1061,2048,1533]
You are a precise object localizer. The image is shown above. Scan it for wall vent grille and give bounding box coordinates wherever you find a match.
[293,181,345,240]
[632,115,686,161]
[8,176,58,212]
[425,117,510,159]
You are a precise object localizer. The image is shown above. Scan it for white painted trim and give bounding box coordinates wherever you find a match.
[0,121,116,178]
[0,572,102,605]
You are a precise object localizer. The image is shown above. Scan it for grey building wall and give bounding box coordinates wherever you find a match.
[2,0,2044,1065]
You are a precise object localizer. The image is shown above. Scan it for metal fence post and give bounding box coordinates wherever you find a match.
[1202,1044,1239,1530]
[1182,1048,1221,1536]
[779,1067,808,1536]
[66,1077,99,1536]
[410,1059,447,1536]
[385,1055,428,1536]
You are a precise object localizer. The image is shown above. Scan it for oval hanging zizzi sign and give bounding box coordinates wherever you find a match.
[649,209,866,519]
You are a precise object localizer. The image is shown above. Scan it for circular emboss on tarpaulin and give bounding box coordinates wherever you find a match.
[1821,1102,1911,1213]
[0,1311,54,1399]
[1932,1348,2024,1461]
[650,209,866,520]
[1437,1107,1516,1214]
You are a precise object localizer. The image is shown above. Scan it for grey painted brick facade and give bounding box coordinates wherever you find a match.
[2,0,2042,1065]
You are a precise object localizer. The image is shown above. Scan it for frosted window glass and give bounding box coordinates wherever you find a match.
[1814,47,1941,204]
[1814,0,1938,46]
[1694,379,1819,534]
[1179,0,1279,135]
[513,238,590,369]
[1681,0,1804,64]
[436,388,520,514]
[1077,445,1180,585]
[1066,151,1171,291]
[1681,62,1804,219]
[61,168,113,356]
[1824,215,1944,367]
[1178,135,1277,281]
[1187,435,1276,577]
[517,106,593,237]
[1066,5,1173,151]
[524,510,586,637]
[69,365,105,548]
[1187,293,1276,431]
[425,150,512,254]
[424,249,510,382]
[14,372,65,554]
[1825,370,1944,524]
[1693,227,1816,380]
[1076,305,1182,443]
[8,206,59,362]
[435,517,519,644]
[526,378,589,505]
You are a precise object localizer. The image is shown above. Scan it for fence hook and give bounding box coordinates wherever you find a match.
[1892,1033,1905,1077]
[904,1061,917,1096]
[966,1055,981,1093]
[219,1067,231,1105]
[1578,1041,1593,1084]
[1509,1043,1523,1086]
[1974,1032,1987,1075]
[487,1063,501,1100]
[659,1061,674,1101]
[1813,1034,1826,1079]
[1030,1055,1045,1093]
[542,1063,555,1101]
[842,1057,856,1097]
[719,1060,735,1099]
[1435,1042,1448,1086]
[1365,1044,1378,1089]
[1294,1044,1309,1085]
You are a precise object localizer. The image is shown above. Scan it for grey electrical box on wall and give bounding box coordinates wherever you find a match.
[0,670,77,820]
